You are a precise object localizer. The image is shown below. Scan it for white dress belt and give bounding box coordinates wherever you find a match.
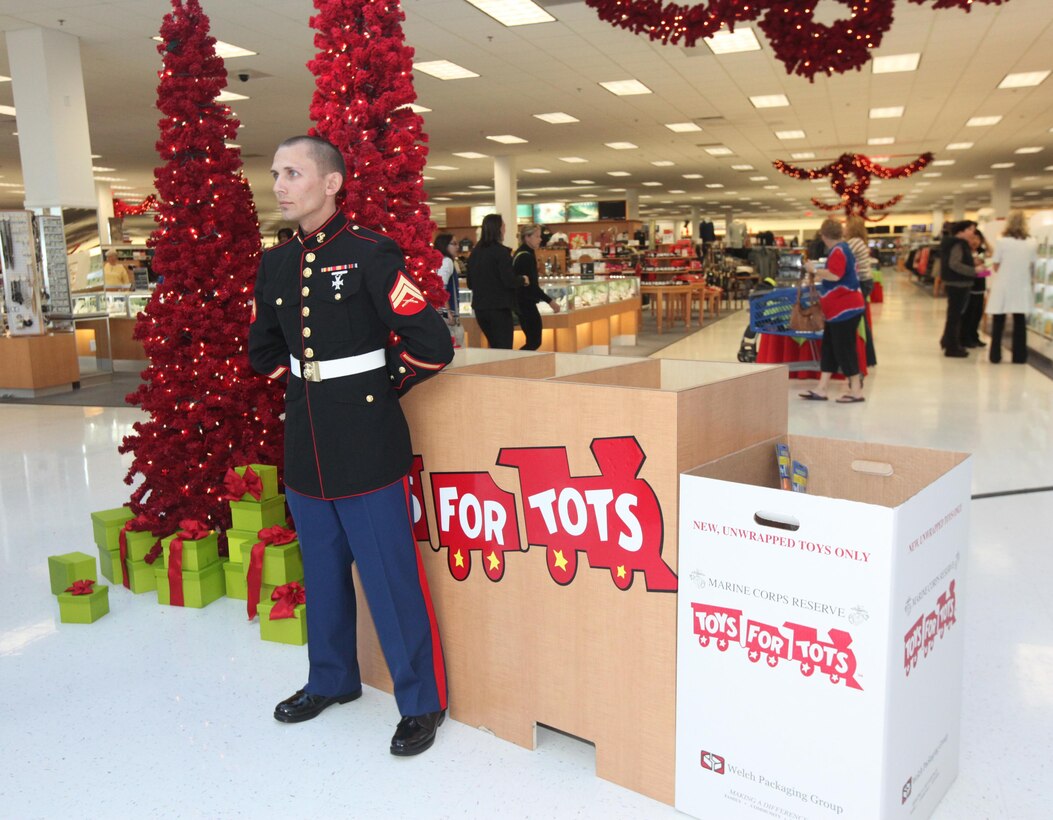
[289,349,386,382]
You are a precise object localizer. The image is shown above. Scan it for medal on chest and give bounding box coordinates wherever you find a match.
[321,263,357,294]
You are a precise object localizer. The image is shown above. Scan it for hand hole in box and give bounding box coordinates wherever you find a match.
[851,460,894,477]
[753,511,800,532]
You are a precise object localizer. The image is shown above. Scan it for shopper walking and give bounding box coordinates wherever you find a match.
[799,218,866,403]
[513,223,561,350]
[987,210,1038,364]
[467,213,518,349]
[961,229,989,348]
[938,220,977,358]
[844,215,877,367]
[249,135,453,755]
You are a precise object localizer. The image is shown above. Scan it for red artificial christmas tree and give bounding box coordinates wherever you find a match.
[119,0,285,535]
[307,0,446,307]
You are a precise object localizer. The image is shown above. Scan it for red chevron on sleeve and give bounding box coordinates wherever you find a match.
[389,272,427,316]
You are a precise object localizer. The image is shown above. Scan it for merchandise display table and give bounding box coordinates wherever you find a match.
[0,333,79,397]
[640,283,695,334]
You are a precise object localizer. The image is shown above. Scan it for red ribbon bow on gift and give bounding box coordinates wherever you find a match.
[269,582,305,620]
[65,579,96,595]
[221,466,263,502]
[246,525,297,620]
[118,515,151,589]
[167,519,210,607]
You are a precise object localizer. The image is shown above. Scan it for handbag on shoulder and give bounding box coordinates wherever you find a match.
[788,279,825,333]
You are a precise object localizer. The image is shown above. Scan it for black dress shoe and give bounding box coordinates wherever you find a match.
[390,709,446,756]
[274,688,362,723]
[944,348,969,358]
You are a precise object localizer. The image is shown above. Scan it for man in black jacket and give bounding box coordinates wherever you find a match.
[938,220,977,358]
[249,135,453,755]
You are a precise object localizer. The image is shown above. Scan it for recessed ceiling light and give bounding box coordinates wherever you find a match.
[682,173,703,179]
[665,122,703,133]
[429,165,459,171]
[0,75,10,83]
[608,188,627,192]
[422,175,435,180]
[705,146,734,156]
[414,60,480,80]
[534,112,578,124]
[217,90,248,102]
[92,166,116,172]
[486,134,527,144]
[705,26,761,54]
[868,137,895,146]
[705,183,724,188]
[731,164,754,171]
[922,172,942,177]
[580,193,598,198]
[642,181,662,186]
[571,179,594,184]
[225,143,240,149]
[1015,146,1043,154]
[870,157,890,163]
[872,53,920,74]
[669,189,686,194]
[998,70,1050,89]
[433,197,452,201]
[468,185,492,190]
[869,106,904,119]
[946,142,974,150]
[776,130,806,140]
[464,0,554,27]
[599,79,652,96]
[991,162,1015,169]
[749,176,768,181]
[605,141,638,150]
[763,185,779,190]
[651,160,675,167]
[403,103,431,113]
[749,94,790,108]
[975,174,993,179]
[453,152,488,159]
[93,176,127,182]
[967,115,1002,127]
[931,159,956,166]
[790,151,815,160]
[522,167,550,174]
[607,171,631,176]
[559,156,588,163]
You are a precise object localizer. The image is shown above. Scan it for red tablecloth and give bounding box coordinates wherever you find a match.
[757,305,871,381]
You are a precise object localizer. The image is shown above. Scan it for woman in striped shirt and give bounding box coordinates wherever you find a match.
[845,215,877,367]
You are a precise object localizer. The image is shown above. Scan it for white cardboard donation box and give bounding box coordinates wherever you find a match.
[675,436,971,820]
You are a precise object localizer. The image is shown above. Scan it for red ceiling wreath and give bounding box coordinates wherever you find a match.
[113,195,159,217]
[584,0,1010,80]
[772,153,933,220]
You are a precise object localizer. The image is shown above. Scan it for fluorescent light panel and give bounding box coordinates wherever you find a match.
[464,0,554,27]
[534,112,578,124]
[749,94,789,108]
[1015,146,1043,154]
[868,137,895,145]
[486,134,527,144]
[665,122,702,133]
[607,171,630,176]
[946,142,974,150]
[999,70,1050,89]
[705,146,734,156]
[776,130,805,140]
[705,27,761,54]
[605,141,637,150]
[522,168,550,174]
[452,151,487,159]
[967,115,1002,127]
[872,53,920,74]
[731,164,754,171]
[791,152,815,159]
[599,79,652,96]
[651,161,675,167]
[869,106,904,119]
[414,60,479,80]
[559,156,588,163]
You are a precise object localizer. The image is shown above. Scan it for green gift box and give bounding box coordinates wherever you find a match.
[235,464,280,501]
[155,561,225,608]
[225,529,258,564]
[57,584,109,624]
[160,532,219,572]
[48,551,97,595]
[98,547,121,586]
[90,507,133,552]
[229,494,286,533]
[243,540,303,587]
[258,600,308,646]
[124,530,160,562]
[125,557,159,594]
[223,560,248,600]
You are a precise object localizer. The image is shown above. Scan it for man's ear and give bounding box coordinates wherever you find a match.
[324,172,344,198]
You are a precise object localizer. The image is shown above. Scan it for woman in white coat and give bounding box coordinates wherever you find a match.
[987,210,1037,364]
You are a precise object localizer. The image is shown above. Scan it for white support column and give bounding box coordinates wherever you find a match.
[493,155,517,232]
[96,181,115,245]
[625,188,639,220]
[951,195,966,221]
[689,207,699,244]
[6,27,96,209]
[991,170,1012,219]
[931,209,945,238]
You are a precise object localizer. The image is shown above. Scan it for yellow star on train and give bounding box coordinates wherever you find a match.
[616,565,627,579]
[487,551,501,572]
[453,549,464,568]
[553,549,569,572]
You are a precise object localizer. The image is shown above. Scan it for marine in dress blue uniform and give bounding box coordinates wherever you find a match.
[248,136,453,755]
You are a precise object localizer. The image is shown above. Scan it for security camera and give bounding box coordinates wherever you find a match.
[237,72,249,83]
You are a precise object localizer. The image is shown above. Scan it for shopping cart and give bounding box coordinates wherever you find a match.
[738,287,822,371]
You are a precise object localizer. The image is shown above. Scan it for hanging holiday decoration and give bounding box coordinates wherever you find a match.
[306,0,446,308]
[584,0,1009,80]
[118,0,285,534]
[113,195,160,218]
[772,152,934,220]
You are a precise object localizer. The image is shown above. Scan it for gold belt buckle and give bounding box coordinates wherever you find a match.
[302,361,321,382]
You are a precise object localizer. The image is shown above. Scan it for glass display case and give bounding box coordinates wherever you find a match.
[457,276,640,317]
[71,291,152,318]
[1031,242,1053,339]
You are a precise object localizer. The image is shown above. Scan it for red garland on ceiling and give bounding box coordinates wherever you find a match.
[772,152,934,220]
[113,195,159,217]
[584,0,1010,80]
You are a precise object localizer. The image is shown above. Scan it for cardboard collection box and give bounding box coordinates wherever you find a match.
[675,435,970,820]
[48,552,97,595]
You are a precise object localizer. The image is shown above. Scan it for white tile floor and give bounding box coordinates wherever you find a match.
[1,270,1050,818]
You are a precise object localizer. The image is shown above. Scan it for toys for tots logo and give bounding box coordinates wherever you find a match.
[904,580,956,675]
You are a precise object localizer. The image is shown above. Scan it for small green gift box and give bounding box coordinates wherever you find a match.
[229,494,286,533]
[125,557,159,594]
[258,600,308,646]
[235,464,279,501]
[90,507,134,552]
[48,551,97,595]
[124,530,160,563]
[57,583,109,624]
[155,561,225,608]
[225,529,258,564]
[223,560,247,600]
[243,540,303,587]
[98,547,121,585]
[160,532,219,572]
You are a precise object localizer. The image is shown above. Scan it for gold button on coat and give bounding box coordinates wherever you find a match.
[303,267,313,278]
[275,297,283,306]
[366,394,374,403]
[302,286,310,297]
[302,307,310,317]
[304,347,314,358]
[305,252,316,262]
[334,293,342,301]
[398,366,406,374]
[303,327,311,338]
